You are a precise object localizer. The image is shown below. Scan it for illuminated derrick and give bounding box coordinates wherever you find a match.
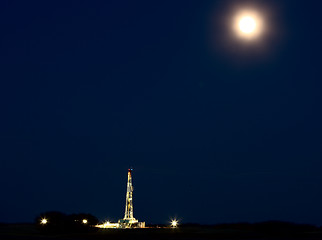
[118,169,145,228]
[97,169,145,229]
[124,169,135,220]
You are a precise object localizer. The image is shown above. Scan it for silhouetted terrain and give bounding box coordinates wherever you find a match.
[1,221,322,240]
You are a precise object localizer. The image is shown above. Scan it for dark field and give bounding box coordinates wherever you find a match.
[1,223,322,240]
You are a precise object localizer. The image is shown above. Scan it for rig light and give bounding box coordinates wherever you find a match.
[40,218,48,225]
[171,220,178,228]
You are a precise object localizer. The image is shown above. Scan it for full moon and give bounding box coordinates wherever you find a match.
[239,17,256,33]
[233,10,264,40]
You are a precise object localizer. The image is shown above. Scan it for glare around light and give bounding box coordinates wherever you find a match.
[82,219,88,224]
[41,218,48,225]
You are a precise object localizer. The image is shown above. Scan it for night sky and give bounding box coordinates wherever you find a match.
[1,0,322,225]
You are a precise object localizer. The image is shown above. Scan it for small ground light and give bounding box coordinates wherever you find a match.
[103,221,110,228]
[171,220,178,228]
[40,218,48,225]
[82,219,88,224]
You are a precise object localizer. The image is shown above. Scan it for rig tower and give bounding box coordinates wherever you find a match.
[124,168,135,220]
[118,169,145,228]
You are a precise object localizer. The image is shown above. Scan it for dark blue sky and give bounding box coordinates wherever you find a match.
[1,0,322,225]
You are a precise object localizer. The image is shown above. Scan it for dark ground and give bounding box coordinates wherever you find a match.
[1,223,322,240]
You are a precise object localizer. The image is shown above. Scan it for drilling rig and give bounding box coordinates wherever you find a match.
[118,169,145,228]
